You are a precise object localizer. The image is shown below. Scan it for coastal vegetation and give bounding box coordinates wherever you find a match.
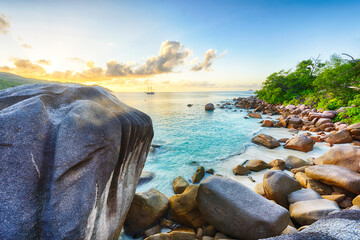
[256,54,360,124]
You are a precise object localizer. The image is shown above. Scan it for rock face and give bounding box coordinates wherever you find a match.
[172,176,189,194]
[169,185,206,228]
[0,84,153,240]
[124,189,168,236]
[313,145,360,172]
[285,155,309,170]
[246,159,270,171]
[284,135,315,152]
[252,134,280,149]
[197,176,290,240]
[263,170,302,207]
[264,210,360,240]
[205,103,215,111]
[325,129,353,144]
[305,165,360,194]
[289,199,341,225]
[192,166,205,183]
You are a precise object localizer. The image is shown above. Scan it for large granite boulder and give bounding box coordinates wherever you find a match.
[263,170,302,208]
[284,135,315,153]
[169,185,206,228]
[0,84,153,240]
[285,155,309,170]
[124,189,168,237]
[294,172,333,195]
[325,129,353,144]
[252,134,280,149]
[313,145,360,172]
[305,165,360,194]
[197,176,290,240]
[263,210,360,240]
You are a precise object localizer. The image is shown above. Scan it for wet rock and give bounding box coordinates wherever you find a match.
[284,135,315,152]
[262,120,274,127]
[0,84,154,240]
[169,185,206,228]
[248,112,262,118]
[305,165,360,194]
[325,129,353,144]
[285,155,309,170]
[252,134,280,149]
[197,176,290,240]
[138,171,155,185]
[144,225,161,238]
[205,103,215,111]
[173,176,189,194]
[294,172,333,195]
[193,166,205,183]
[206,169,215,175]
[313,145,360,172]
[124,189,168,236]
[246,159,270,171]
[233,165,250,175]
[263,170,302,208]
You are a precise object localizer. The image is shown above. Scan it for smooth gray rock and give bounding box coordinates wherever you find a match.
[0,84,153,240]
[138,171,155,185]
[289,199,341,225]
[262,210,360,240]
[288,189,322,204]
[197,176,290,240]
[263,170,302,208]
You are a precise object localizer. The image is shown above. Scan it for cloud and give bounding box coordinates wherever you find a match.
[106,61,134,76]
[21,43,32,49]
[36,59,51,65]
[0,58,46,75]
[191,49,226,72]
[68,57,86,64]
[134,40,191,75]
[0,14,10,35]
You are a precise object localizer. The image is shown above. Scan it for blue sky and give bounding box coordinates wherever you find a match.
[0,0,359,91]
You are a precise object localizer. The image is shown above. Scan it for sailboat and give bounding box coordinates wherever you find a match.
[145,85,155,94]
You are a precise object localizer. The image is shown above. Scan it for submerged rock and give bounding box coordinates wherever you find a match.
[252,134,280,149]
[0,84,153,239]
[205,103,215,111]
[197,176,290,240]
[138,171,155,185]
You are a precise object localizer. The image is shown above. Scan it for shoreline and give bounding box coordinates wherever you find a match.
[123,95,360,240]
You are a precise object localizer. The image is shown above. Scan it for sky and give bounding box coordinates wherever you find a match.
[0,0,359,92]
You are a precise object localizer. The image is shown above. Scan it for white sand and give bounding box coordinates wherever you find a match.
[215,125,350,191]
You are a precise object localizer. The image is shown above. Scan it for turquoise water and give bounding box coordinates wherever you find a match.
[115,91,262,239]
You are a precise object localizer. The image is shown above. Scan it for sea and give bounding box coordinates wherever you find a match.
[115,91,331,240]
[115,91,260,239]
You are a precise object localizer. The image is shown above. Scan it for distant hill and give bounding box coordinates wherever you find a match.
[0,72,55,91]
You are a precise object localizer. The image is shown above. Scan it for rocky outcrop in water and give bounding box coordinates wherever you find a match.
[0,84,153,240]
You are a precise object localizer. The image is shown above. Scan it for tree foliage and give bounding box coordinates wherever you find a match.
[256,54,360,123]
